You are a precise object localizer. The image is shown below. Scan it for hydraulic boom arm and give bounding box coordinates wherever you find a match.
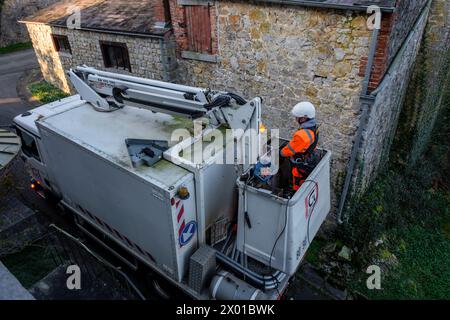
[67,66,262,132]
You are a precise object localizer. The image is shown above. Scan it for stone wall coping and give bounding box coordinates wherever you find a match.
[239,0,395,12]
[181,51,219,63]
[58,52,72,59]
[178,0,215,5]
[177,0,395,12]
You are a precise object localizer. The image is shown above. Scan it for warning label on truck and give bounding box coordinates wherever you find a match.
[305,184,319,220]
[179,221,196,247]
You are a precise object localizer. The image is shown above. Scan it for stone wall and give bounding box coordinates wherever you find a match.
[0,0,59,47]
[356,3,431,191]
[25,24,70,91]
[171,1,372,208]
[25,23,170,92]
[360,0,429,92]
[358,13,394,92]
[387,0,429,68]
[393,0,450,168]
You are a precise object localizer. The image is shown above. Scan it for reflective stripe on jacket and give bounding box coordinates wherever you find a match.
[281,128,317,158]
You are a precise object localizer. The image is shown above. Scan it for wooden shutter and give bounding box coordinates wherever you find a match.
[185,5,212,54]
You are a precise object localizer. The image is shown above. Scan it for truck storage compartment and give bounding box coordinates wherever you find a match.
[236,149,331,276]
[36,104,199,282]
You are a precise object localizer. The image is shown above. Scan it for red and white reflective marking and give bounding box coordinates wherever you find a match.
[305,182,319,220]
[174,199,186,238]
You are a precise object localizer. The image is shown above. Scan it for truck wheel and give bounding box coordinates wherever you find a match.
[142,271,172,300]
[151,278,171,300]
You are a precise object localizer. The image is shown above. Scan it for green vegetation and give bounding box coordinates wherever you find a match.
[28,81,69,104]
[339,76,450,299]
[0,42,33,55]
[304,238,326,266]
[2,243,60,288]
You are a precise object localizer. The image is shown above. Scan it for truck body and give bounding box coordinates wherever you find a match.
[13,67,331,300]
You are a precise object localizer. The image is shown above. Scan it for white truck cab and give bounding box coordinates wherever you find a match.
[14,95,83,198]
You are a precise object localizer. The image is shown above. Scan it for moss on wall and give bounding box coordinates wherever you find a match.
[339,73,450,299]
[334,1,450,298]
[352,3,431,195]
[0,1,4,36]
[392,0,450,169]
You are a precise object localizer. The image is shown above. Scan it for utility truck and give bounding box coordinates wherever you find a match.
[14,67,331,300]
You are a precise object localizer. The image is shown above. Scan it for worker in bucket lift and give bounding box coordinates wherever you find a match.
[280,102,319,191]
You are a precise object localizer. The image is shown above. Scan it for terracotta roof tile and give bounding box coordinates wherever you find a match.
[21,0,167,36]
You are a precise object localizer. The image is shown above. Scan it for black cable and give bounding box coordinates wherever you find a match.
[204,95,231,110]
[268,196,290,295]
[301,180,320,245]
[204,92,247,110]
[237,169,318,296]
[227,92,247,105]
[267,178,318,295]
[242,172,255,283]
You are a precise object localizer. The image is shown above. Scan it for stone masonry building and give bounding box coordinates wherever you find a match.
[20,0,177,92]
[21,0,446,216]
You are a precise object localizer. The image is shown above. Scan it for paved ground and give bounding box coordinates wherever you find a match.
[0,129,21,169]
[0,262,34,300]
[0,49,38,127]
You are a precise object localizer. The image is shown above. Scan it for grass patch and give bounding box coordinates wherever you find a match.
[304,238,326,266]
[341,142,450,299]
[0,42,33,55]
[28,81,69,104]
[339,80,450,299]
[2,242,61,289]
[349,224,450,299]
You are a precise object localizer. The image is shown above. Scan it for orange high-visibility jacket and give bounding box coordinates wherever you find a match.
[281,128,317,158]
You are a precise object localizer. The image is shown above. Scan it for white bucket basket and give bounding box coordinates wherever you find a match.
[236,150,332,276]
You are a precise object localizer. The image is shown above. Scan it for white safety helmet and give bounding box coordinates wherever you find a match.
[292,101,316,119]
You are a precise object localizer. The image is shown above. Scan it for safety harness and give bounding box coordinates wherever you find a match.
[291,126,320,166]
